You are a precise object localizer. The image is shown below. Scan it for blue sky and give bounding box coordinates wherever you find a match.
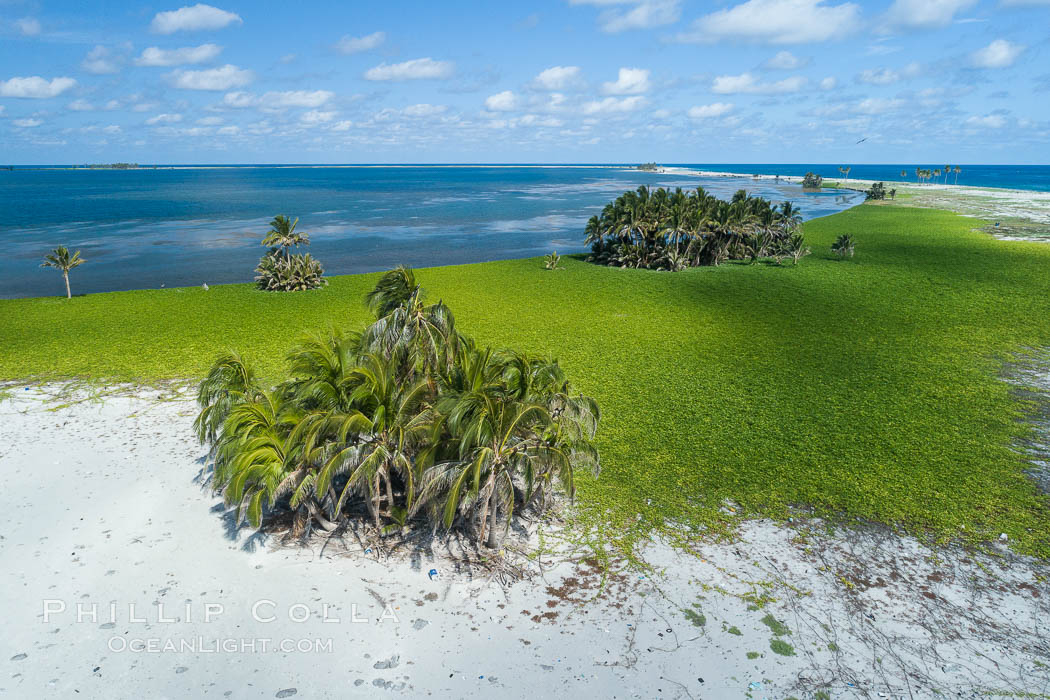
[1,0,1048,164]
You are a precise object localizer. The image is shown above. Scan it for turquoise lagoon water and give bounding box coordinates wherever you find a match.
[0,165,869,298]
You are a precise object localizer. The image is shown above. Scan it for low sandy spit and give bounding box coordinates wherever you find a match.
[2,387,1048,698]
[653,166,1050,239]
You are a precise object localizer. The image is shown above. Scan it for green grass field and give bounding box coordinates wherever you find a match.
[3,205,1049,555]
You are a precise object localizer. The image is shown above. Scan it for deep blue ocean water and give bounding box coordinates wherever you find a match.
[0,164,883,298]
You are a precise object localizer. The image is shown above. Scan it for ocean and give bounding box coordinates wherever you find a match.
[0,164,874,298]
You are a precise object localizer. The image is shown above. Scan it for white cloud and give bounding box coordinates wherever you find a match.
[15,17,41,36]
[403,103,448,117]
[532,66,582,91]
[217,125,239,136]
[517,114,562,127]
[331,120,353,132]
[970,39,1024,69]
[855,97,904,114]
[197,116,224,125]
[711,72,806,94]
[363,58,454,81]
[169,64,253,90]
[485,91,519,111]
[220,89,334,109]
[581,95,647,114]
[335,31,385,54]
[763,51,808,69]
[81,46,123,74]
[688,102,734,118]
[601,67,650,94]
[856,63,919,84]
[819,76,838,90]
[135,44,222,67]
[222,91,257,107]
[965,114,1006,128]
[300,110,335,125]
[485,114,564,129]
[67,99,95,111]
[570,0,681,33]
[13,118,42,127]
[0,76,77,98]
[676,0,861,44]
[151,4,242,34]
[146,113,184,125]
[883,0,976,30]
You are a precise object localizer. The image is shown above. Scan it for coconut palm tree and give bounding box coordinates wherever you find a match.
[366,265,417,319]
[900,169,908,180]
[953,165,961,185]
[194,351,264,445]
[944,165,951,184]
[421,348,598,548]
[40,246,85,299]
[209,388,337,530]
[364,276,460,375]
[312,350,432,530]
[262,215,308,261]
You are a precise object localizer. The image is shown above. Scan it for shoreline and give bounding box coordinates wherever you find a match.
[3,386,1048,698]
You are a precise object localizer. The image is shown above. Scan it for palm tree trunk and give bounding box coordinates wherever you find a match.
[485,485,500,549]
[477,472,495,546]
[63,271,71,299]
[306,499,339,532]
[372,472,381,529]
[383,470,394,518]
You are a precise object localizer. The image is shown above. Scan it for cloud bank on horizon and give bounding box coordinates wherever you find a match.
[0,0,1047,163]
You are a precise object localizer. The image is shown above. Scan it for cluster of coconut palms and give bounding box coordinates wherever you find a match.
[194,267,600,548]
[584,186,810,270]
[255,215,326,291]
[909,166,961,185]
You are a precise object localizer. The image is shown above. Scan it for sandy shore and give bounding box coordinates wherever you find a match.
[2,387,1048,698]
[653,166,1050,240]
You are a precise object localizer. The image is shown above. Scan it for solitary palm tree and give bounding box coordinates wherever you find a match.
[41,246,85,299]
[944,165,951,184]
[262,215,308,261]
[953,165,961,185]
[900,169,907,180]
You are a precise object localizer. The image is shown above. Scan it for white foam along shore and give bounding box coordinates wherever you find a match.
[2,386,1048,698]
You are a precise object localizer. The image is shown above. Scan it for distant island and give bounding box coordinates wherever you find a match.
[80,163,142,170]
[637,162,661,172]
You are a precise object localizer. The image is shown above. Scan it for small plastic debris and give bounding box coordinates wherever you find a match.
[428,568,438,580]
[999,533,1008,542]
[749,681,762,690]
[364,548,372,554]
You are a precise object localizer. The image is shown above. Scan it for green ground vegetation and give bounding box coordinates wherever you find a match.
[3,204,1050,555]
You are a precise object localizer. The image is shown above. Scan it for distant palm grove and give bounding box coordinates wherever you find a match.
[195,267,600,548]
[585,186,809,270]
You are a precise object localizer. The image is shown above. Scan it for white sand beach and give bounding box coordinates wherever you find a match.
[652,167,1050,240]
[2,387,1048,698]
